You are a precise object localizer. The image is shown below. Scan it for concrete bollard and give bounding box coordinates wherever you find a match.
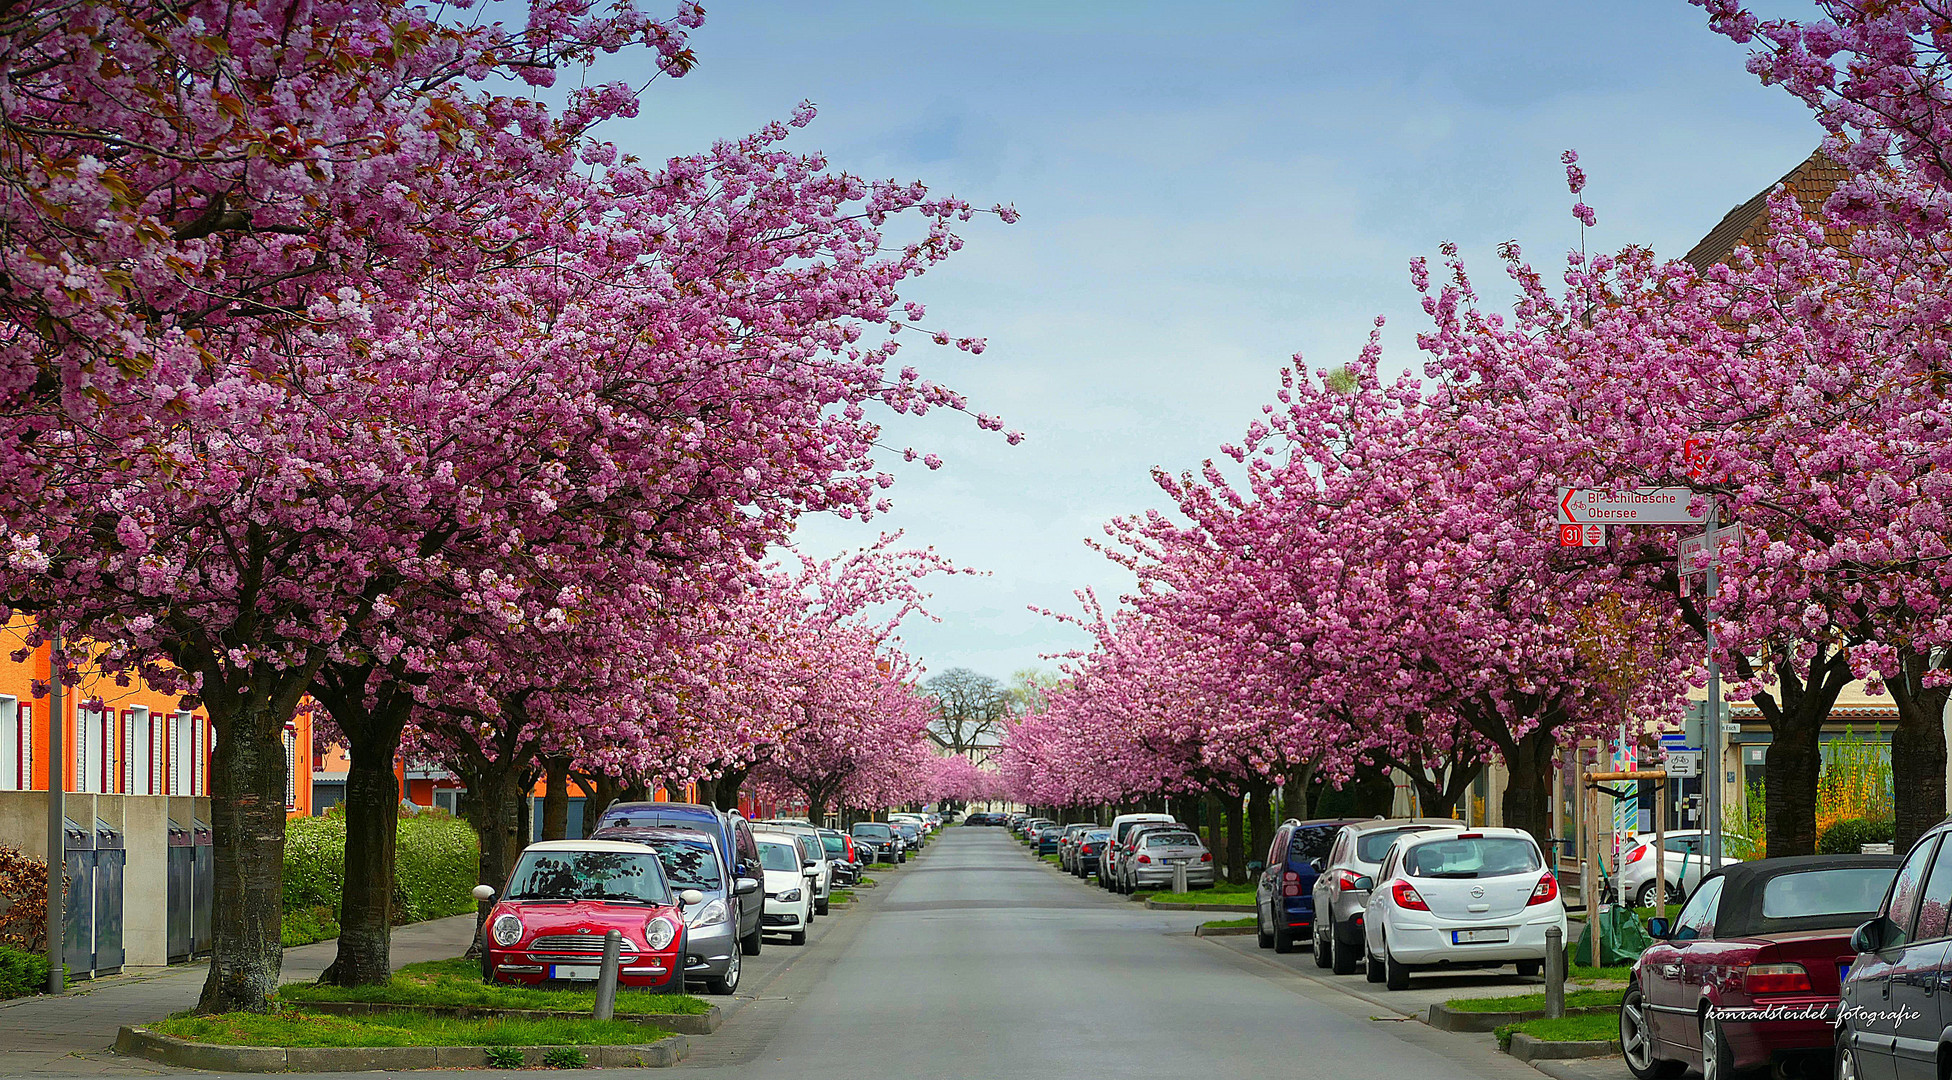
[1544,925,1565,1019]
[594,930,622,1021]
[1172,861,1189,895]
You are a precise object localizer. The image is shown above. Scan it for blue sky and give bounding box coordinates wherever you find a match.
[580,1,1825,681]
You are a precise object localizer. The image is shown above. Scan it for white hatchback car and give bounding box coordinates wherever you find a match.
[752,831,817,945]
[1362,828,1565,991]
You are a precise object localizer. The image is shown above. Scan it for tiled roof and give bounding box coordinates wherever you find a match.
[1683,150,1853,272]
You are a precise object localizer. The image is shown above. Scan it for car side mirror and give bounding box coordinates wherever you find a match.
[678,889,705,906]
[1852,917,1888,954]
[471,884,497,903]
[1645,917,1670,940]
[1351,875,1374,892]
[735,877,761,896]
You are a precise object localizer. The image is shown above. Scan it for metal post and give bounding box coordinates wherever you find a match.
[1653,779,1667,922]
[1544,925,1565,1018]
[45,630,63,995]
[593,929,621,1021]
[1172,860,1188,896]
[1705,504,1724,866]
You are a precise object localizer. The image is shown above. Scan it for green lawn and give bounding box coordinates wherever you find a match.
[154,1010,663,1048]
[829,888,856,905]
[1134,883,1257,904]
[1569,963,1633,983]
[279,958,708,1016]
[1200,917,1256,929]
[1447,989,1620,1013]
[1041,854,1060,864]
[281,906,341,948]
[866,862,898,871]
[1495,1012,1618,1049]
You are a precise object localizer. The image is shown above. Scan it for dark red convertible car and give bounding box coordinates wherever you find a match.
[1620,854,1897,1080]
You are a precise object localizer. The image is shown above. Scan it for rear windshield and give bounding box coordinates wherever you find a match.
[853,824,893,838]
[758,841,801,872]
[1287,826,1339,861]
[1761,869,1893,919]
[1403,837,1541,879]
[1115,819,1169,842]
[1143,832,1200,847]
[505,850,671,904]
[1084,830,1110,841]
[1358,827,1438,863]
[643,840,721,889]
[822,836,846,855]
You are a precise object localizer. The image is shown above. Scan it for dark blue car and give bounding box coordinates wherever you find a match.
[1254,817,1362,953]
[591,802,764,955]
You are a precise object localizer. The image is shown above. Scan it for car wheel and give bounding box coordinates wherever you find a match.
[1311,924,1332,969]
[704,948,741,995]
[1274,924,1297,954]
[816,897,829,916]
[1635,881,1659,909]
[1383,940,1411,991]
[1364,939,1386,983]
[1619,983,1683,1079]
[1700,1013,1736,1080]
[740,921,762,956]
[1331,926,1359,975]
[1256,907,1275,950]
[1515,960,1541,977]
[788,929,807,945]
[1836,1032,1861,1080]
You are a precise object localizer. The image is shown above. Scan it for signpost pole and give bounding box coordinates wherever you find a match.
[45,630,63,995]
[1703,504,1723,866]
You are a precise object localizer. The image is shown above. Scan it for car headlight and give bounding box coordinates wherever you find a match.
[777,888,802,903]
[490,913,523,947]
[643,916,678,951]
[686,899,729,928]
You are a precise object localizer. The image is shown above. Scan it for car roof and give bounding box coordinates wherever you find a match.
[521,839,665,855]
[593,826,719,847]
[751,830,805,845]
[1705,854,1900,938]
[1394,826,1532,847]
[1340,818,1467,835]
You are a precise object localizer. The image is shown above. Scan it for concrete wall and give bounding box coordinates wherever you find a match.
[0,791,209,967]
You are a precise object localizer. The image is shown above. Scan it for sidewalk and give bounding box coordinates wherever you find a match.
[0,915,478,1077]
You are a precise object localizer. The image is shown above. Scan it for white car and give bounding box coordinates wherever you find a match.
[1362,828,1565,991]
[754,821,835,915]
[1614,830,1740,907]
[752,831,817,945]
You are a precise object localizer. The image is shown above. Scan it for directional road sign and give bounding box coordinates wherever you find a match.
[1663,751,1700,779]
[1680,523,1743,577]
[1557,487,1711,526]
[1558,523,1607,548]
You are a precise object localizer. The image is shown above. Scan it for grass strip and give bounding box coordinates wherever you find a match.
[1200,917,1255,929]
[279,958,708,1016]
[1134,884,1257,904]
[1495,1012,1618,1049]
[829,889,855,905]
[1447,989,1619,1013]
[154,1009,663,1048]
[1568,963,1632,983]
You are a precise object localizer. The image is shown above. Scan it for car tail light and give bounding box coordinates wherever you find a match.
[1456,832,1483,840]
[1628,843,1648,863]
[1283,870,1301,897]
[1390,880,1429,911]
[1744,963,1812,995]
[1335,869,1364,891]
[1082,844,1096,854]
[1200,852,1212,863]
[1137,855,1151,864]
[1526,873,1560,906]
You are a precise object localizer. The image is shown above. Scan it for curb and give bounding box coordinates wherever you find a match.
[1505,1033,1619,1062]
[1144,900,1255,912]
[295,1000,723,1035]
[1193,925,1255,937]
[115,1026,690,1071]
[1426,1002,1611,1032]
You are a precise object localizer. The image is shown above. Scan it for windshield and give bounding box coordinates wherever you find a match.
[853,824,893,838]
[504,850,671,904]
[1403,837,1541,879]
[1143,832,1200,847]
[758,841,801,873]
[1115,819,1169,843]
[644,840,721,889]
[1359,827,1440,863]
[1761,869,1894,919]
[1288,826,1338,861]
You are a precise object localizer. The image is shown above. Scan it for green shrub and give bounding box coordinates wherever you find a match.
[486,1046,524,1068]
[284,809,479,927]
[542,1046,589,1068]
[281,905,341,948]
[0,846,50,951]
[1818,817,1895,855]
[0,942,49,999]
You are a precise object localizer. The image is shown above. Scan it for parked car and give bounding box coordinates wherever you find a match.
[892,820,926,853]
[1031,822,1066,856]
[1101,812,1175,889]
[473,839,699,990]
[1626,853,1896,1080]
[1113,820,1194,893]
[1057,823,1097,872]
[590,802,763,957]
[1616,829,1742,908]
[751,831,818,945]
[817,829,859,886]
[1309,818,1468,972]
[1126,826,1214,892]
[1074,828,1111,878]
[753,820,834,915]
[965,812,1003,826]
[1251,817,1362,955]
[1831,832,1952,1080]
[1362,827,1565,991]
[850,821,905,863]
[589,826,759,995]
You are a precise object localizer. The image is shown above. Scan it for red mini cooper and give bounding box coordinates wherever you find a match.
[474,839,702,990]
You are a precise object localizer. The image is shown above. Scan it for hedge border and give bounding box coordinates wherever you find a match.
[114,1026,689,1072]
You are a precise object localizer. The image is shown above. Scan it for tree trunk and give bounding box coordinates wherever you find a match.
[1755,647,1853,857]
[196,697,295,1014]
[693,776,717,809]
[459,762,528,943]
[1499,727,1557,852]
[322,740,401,986]
[541,756,570,841]
[1281,763,1316,822]
[1246,782,1273,870]
[713,765,748,812]
[1224,792,1246,885]
[1887,650,1949,854]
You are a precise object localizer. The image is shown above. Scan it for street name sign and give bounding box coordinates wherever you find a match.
[1557,487,1711,526]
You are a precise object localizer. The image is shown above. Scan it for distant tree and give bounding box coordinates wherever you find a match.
[924,668,1010,762]
[1004,668,1061,717]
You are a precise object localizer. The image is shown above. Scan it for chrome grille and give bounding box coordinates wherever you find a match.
[527,934,639,960]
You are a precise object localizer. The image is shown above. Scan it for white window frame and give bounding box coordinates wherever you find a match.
[282,725,297,811]
[76,705,100,794]
[124,707,154,796]
[169,710,189,795]
[0,697,20,791]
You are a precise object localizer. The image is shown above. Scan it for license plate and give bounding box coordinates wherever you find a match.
[1452,928,1509,944]
[549,964,600,981]
[1169,858,1189,865]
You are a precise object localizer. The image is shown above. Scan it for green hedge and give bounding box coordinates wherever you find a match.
[1817,817,1895,855]
[0,942,48,1000]
[284,809,480,934]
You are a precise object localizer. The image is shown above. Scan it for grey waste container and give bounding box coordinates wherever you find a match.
[191,818,212,957]
[93,819,124,975]
[62,818,93,979]
[166,819,192,962]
